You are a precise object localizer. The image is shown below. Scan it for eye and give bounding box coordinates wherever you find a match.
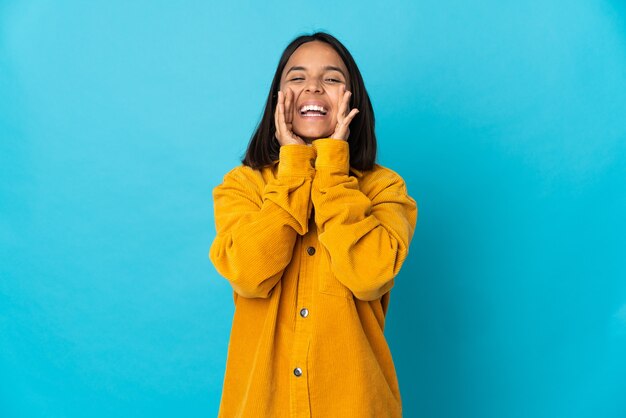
[290,77,304,81]
[326,78,341,83]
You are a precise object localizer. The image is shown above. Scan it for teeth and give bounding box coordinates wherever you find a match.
[299,104,327,114]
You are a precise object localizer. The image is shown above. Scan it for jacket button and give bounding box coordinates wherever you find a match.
[306,246,316,255]
[293,367,303,377]
[300,308,309,318]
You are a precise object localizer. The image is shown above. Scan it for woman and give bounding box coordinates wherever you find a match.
[209,31,418,417]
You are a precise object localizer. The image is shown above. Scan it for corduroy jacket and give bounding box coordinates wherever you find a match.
[209,138,418,417]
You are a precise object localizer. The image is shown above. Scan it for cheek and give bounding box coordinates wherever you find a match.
[329,88,347,108]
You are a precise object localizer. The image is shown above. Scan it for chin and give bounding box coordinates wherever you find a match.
[294,127,332,141]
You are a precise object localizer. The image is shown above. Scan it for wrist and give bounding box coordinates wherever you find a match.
[311,138,350,174]
[278,144,316,178]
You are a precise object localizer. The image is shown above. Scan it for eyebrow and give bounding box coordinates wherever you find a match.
[286,65,347,79]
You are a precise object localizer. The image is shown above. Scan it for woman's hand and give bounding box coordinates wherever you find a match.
[329,85,359,141]
[274,89,306,146]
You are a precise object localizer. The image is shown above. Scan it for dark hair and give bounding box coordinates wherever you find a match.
[241,31,377,172]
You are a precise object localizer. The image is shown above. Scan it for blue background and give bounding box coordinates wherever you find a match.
[1,1,625,417]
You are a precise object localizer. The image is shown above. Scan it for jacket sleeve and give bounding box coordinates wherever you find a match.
[209,144,317,299]
[311,138,418,301]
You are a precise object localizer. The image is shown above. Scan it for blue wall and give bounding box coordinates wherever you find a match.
[1,1,625,417]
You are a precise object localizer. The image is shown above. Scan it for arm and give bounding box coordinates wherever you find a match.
[311,138,418,301]
[209,144,316,298]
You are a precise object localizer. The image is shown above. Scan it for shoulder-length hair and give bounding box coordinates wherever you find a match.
[241,31,377,172]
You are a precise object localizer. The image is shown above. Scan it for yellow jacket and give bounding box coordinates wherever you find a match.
[209,138,418,417]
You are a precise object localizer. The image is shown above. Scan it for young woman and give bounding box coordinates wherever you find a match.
[209,31,418,418]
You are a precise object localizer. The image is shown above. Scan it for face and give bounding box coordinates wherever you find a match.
[279,41,351,142]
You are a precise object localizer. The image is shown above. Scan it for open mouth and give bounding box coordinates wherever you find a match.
[299,104,328,118]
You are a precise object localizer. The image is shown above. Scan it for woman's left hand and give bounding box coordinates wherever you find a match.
[329,85,359,141]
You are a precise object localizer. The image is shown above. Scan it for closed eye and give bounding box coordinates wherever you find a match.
[289,77,343,83]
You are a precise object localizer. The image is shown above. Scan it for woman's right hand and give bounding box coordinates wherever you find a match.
[274,89,306,146]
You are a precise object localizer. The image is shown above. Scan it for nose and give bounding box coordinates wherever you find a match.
[304,78,323,94]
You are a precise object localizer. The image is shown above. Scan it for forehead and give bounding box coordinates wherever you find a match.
[282,41,348,76]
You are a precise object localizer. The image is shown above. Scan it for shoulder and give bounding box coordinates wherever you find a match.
[214,163,276,195]
[360,163,409,189]
[361,164,418,213]
[220,163,274,183]
[372,163,407,180]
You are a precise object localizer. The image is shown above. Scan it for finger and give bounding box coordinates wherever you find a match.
[341,90,352,117]
[344,108,359,125]
[278,91,289,143]
[278,91,291,140]
[332,106,358,141]
[275,91,282,141]
[285,88,293,124]
[336,85,346,123]
[338,88,351,125]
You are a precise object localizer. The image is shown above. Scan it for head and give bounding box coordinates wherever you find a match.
[241,31,377,172]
